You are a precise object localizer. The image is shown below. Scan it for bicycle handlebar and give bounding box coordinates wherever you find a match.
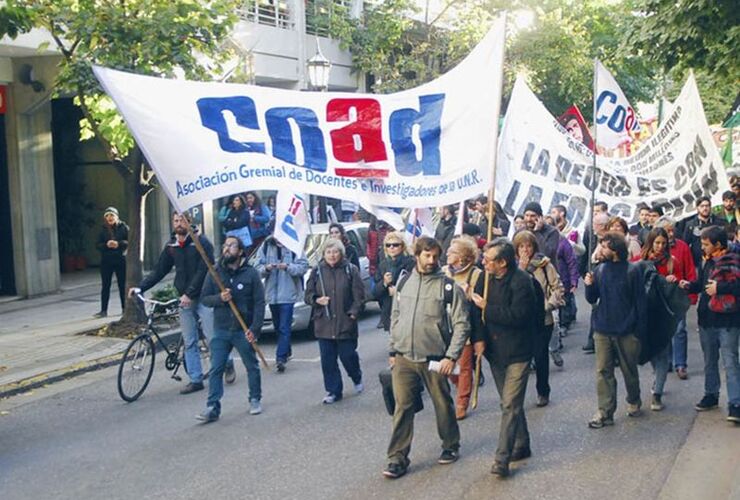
[136,293,180,308]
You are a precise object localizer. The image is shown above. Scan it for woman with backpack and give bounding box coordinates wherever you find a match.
[443,235,483,420]
[305,239,365,404]
[513,230,565,408]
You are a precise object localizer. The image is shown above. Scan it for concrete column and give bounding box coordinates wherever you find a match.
[293,0,307,90]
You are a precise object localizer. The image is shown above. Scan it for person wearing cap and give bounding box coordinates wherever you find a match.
[94,207,129,318]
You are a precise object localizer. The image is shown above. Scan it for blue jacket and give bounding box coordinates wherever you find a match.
[585,260,646,337]
[256,240,309,305]
[201,259,265,336]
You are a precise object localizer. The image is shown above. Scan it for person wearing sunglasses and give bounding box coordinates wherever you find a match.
[373,232,415,334]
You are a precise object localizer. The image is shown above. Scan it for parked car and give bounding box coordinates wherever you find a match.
[248,222,372,335]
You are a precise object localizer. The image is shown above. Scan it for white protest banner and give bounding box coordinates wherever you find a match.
[404,208,435,245]
[594,60,641,150]
[273,191,310,256]
[498,75,731,235]
[92,17,506,213]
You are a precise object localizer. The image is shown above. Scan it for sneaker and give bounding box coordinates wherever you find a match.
[438,449,458,465]
[588,411,614,429]
[651,394,664,411]
[728,405,740,423]
[195,407,219,423]
[582,342,595,354]
[249,398,262,415]
[376,319,384,329]
[322,393,338,404]
[180,382,204,394]
[354,382,364,394]
[695,394,719,411]
[93,311,107,318]
[382,462,407,479]
[490,461,509,477]
[275,361,286,373]
[626,403,642,417]
[536,395,549,407]
[224,363,236,385]
[550,350,564,367]
[510,447,532,462]
[676,367,688,380]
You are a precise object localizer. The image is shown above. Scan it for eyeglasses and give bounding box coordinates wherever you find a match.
[385,243,402,248]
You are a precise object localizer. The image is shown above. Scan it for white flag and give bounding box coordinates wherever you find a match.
[404,208,435,245]
[454,200,465,235]
[359,202,405,230]
[594,60,641,150]
[273,191,310,256]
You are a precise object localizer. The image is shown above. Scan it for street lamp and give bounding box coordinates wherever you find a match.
[306,39,332,91]
[307,39,333,221]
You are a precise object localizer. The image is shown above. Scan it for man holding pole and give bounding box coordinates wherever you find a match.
[129,212,229,394]
[197,235,265,422]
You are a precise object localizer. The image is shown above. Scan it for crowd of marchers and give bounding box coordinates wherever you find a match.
[92,177,739,480]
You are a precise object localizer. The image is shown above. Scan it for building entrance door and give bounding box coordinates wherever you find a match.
[0,114,16,295]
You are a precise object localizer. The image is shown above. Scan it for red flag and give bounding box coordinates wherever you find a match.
[558,105,594,152]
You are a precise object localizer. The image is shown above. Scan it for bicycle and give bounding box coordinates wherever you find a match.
[117,294,210,402]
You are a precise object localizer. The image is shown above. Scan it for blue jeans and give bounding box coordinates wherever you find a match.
[699,326,740,405]
[318,338,362,398]
[651,344,671,396]
[270,303,294,363]
[179,300,214,384]
[207,329,262,415]
[672,316,688,369]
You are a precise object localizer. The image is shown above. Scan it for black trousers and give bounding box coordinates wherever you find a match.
[533,324,554,398]
[100,258,126,312]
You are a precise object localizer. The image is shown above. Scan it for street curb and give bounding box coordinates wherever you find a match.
[0,329,181,400]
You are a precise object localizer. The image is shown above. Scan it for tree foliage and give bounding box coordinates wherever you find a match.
[0,0,239,322]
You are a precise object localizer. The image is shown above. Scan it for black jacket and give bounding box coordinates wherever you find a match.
[682,214,726,267]
[585,260,646,338]
[434,217,456,264]
[96,222,129,263]
[223,207,251,232]
[201,259,265,336]
[471,266,537,366]
[139,234,214,299]
[373,254,415,330]
[533,223,560,268]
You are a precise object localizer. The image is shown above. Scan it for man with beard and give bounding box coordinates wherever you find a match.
[383,236,471,479]
[130,212,228,394]
[196,236,265,422]
[682,196,726,271]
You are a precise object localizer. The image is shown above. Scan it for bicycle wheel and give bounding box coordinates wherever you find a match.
[117,333,156,402]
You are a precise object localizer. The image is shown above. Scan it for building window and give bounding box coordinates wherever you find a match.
[238,0,294,30]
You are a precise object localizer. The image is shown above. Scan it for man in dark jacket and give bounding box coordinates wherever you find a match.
[679,226,740,422]
[682,196,727,270]
[197,236,265,422]
[521,202,559,267]
[470,238,537,478]
[584,232,647,429]
[130,212,224,394]
[434,204,457,265]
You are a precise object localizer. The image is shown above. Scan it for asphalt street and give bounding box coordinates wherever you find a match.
[0,293,720,500]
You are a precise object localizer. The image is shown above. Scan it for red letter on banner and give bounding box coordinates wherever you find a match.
[327,98,388,163]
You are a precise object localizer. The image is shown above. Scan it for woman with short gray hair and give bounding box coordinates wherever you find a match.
[305,238,365,404]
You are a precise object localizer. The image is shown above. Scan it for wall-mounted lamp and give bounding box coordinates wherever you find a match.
[19,64,45,93]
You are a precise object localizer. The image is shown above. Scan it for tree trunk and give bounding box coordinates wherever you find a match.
[119,147,152,324]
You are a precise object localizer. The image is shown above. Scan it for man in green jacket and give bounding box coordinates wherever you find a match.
[383,236,472,479]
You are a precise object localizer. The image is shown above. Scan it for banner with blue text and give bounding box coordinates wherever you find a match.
[93,17,505,213]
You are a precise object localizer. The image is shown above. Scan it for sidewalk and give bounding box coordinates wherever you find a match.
[0,270,173,398]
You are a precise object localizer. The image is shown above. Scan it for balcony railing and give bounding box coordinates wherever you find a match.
[238,0,294,30]
[305,0,351,37]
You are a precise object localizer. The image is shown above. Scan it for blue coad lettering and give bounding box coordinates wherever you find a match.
[389,94,445,177]
[595,91,617,126]
[196,96,265,153]
[281,214,299,241]
[265,108,327,172]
